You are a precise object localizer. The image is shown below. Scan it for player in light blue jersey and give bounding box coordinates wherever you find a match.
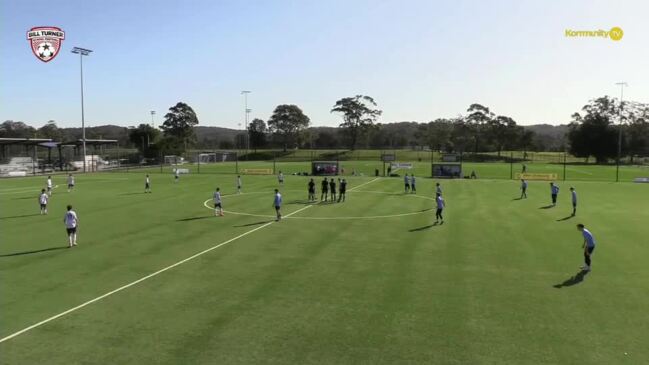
[273,189,282,221]
[577,224,596,271]
[520,179,528,199]
[550,182,559,206]
[570,187,577,216]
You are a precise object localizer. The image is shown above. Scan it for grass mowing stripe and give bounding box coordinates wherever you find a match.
[0,202,319,344]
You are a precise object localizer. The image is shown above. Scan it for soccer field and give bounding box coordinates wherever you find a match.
[1,171,648,364]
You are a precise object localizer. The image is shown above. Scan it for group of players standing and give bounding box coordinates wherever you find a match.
[308,177,348,203]
[519,173,595,272]
[36,174,80,248]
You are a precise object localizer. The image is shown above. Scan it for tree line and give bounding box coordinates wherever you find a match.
[2,95,648,161]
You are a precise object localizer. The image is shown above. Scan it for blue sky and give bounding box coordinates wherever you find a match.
[2,0,647,129]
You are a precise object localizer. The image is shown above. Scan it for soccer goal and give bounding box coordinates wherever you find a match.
[312,161,339,176]
[164,155,184,165]
[197,152,237,164]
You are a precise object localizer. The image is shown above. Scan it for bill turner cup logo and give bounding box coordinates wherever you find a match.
[27,26,65,62]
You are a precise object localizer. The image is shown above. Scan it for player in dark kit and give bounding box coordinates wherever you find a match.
[321,178,329,201]
[338,179,347,202]
[329,178,337,202]
[308,179,316,202]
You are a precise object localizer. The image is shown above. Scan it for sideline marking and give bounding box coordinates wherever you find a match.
[0,178,379,343]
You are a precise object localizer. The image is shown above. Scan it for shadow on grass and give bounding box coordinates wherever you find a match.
[553,270,589,288]
[409,222,438,232]
[0,213,41,220]
[288,200,315,205]
[233,220,273,227]
[177,216,213,222]
[539,205,555,209]
[0,246,67,257]
[512,197,524,201]
[557,215,575,221]
[13,196,37,200]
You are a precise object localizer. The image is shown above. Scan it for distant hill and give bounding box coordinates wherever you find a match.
[523,124,569,151]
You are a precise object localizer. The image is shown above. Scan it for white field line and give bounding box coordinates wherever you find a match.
[0,178,380,343]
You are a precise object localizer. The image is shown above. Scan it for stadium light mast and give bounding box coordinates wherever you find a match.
[241,90,251,152]
[615,82,628,182]
[71,47,93,173]
[150,110,156,128]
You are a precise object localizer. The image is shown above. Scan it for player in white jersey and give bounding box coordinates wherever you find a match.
[39,189,49,214]
[67,174,75,192]
[63,205,79,247]
[404,174,411,193]
[410,175,416,194]
[278,171,284,185]
[273,189,282,221]
[46,176,53,196]
[435,193,445,224]
[435,182,442,195]
[570,187,577,216]
[145,174,151,193]
[174,169,180,183]
[213,187,224,216]
[237,175,242,194]
[577,223,596,271]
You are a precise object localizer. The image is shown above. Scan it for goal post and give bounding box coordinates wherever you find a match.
[196,151,237,164]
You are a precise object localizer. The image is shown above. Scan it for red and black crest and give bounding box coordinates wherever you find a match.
[27,26,65,63]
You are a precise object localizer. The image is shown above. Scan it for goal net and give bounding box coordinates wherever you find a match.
[197,152,237,163]
[164,155,184,165]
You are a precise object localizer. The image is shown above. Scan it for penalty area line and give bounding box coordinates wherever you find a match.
[0,204,314,344]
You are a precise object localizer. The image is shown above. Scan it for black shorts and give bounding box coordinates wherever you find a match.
[145,183,150,189]
[214,203,222,208]
[331,189,336,194]
[585,246,594,255]
[68,184,74,188]
[405,183,410,188]
[40,203,47,209]
[573,202,577,207]
[275,206,281,211]
[47,186,52,191]
[340,190,345,194]
[322,189,328,193]
[436,208,443,215]
[308,188,315,194]
[66,227,77,235]
[411,184,416,190]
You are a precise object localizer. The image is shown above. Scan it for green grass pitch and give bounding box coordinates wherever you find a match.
[1,169,648,364]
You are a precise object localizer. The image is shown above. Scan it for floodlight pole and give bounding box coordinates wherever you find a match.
[241,91,251,153]
[71,47,93,172]
[150,110,156,128]
[615,82,628,182]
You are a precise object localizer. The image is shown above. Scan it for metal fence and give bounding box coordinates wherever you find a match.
[2,146,648,183]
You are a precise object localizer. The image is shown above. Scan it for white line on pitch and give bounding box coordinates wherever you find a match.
[0,203,311,344]
[0,178,380,343]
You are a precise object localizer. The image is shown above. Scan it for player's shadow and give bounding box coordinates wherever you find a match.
[512,197,524,201]
[177,216,213,222]
[409,223,438,232]
[288,199,315,205]
[539,205,555,209]
[553,270,589,288]
[233,220,273,227]
[557,215,575,221]
[0,213,41,220]
[0,246,67,257]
